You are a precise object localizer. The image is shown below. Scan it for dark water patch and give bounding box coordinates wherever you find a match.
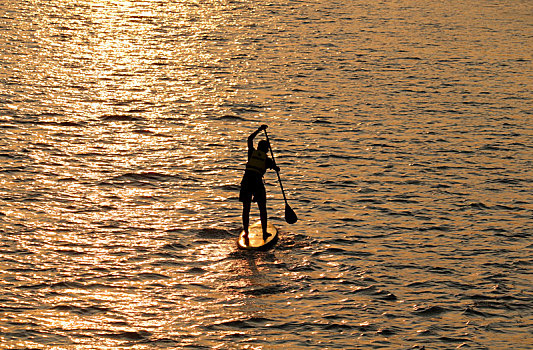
[493,204,528,211]
[97,220,131,230]
[99,330,152,341]
[124,108,148,114]
[425,266,456,275]
[442,280,476,290]
[432,183,452,189]
[16,280,117,291]
[371,142,395,148]
[217,330,263,341]
[194,228,233,239]
[413,305,449,316]
[376,327,399,337]
[205,142,225,147]
[113,171,174,181]
[439,336,471,344]
[281,319,377,334]
[488,177,525,185]
[132,128,155,135]
[355,198,385,204]
[218,183,240,191]
[383,263,421,272]
[36,120,84,127]
[417,225,453,233]
[463,293,532,311]
[100,114,143,122]
[324,153,354,160]
[479,143,511,151]
[0,304,36,313]
[352,285,397,301]
[384,209,415,217]
[161,242,187,250]
[239,284,289,296]
[205,319,254,330]
[463,306,494,317]
[102,171,196,187]
[186,267,206,274]
[48,281,86,289]
[387,197,420,204]
[510,259,531,267]
[72,204,117,213]
[312,119,332,124]
[459,202,490,210]
[2,328,71,345]
[355,187,379,194]
[217,114,245,121]
[55,248,86,257]
[329,237,367,245]
[0,152,17,159]
[135,272,170,280]
[323,322,357,331]
[51,304,110,316]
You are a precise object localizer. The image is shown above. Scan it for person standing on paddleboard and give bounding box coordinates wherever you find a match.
[239,124,280,241]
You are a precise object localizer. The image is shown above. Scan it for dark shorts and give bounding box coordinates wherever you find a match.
[239,171,266,203]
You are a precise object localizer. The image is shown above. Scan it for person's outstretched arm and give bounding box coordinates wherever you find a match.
[248,124,268,150]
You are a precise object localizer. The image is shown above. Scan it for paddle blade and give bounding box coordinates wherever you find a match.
[284,204,298,224]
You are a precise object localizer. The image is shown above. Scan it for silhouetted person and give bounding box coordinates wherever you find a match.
[239,124,279,241]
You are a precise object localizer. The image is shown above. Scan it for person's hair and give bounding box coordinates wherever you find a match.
[258,140,269,152]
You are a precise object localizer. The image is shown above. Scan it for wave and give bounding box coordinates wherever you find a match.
[100,114,143,122]
[100,171,199,187]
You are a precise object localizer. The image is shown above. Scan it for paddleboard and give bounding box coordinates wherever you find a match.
[237,221,278,250]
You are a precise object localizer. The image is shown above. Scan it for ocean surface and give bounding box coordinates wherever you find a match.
[1,0,532,349]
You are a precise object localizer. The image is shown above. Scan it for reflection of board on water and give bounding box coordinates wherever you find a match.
[237,221,278,251]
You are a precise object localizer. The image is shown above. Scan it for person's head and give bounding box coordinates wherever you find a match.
[258,140,269,153]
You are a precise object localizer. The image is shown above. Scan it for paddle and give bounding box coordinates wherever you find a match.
[263,129,298,224]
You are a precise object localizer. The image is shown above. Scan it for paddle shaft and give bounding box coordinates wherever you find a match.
[263,129,288,204]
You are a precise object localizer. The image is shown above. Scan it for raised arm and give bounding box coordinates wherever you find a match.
[247,124,268,149]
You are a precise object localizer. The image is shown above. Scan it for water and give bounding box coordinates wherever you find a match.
[1,0,532,348]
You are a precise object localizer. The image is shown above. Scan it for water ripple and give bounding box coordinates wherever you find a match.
[1,0,531,349]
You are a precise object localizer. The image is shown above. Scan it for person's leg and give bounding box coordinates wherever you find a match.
[254,180,269,240]
[257,199,270,241]
[242,200,251,238]
[239,174,252,238]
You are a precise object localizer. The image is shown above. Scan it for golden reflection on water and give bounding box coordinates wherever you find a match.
[2,0,531,348]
